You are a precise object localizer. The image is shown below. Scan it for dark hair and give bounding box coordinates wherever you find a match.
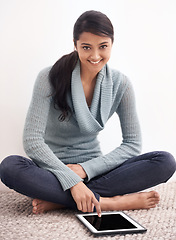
[49,10,114,121]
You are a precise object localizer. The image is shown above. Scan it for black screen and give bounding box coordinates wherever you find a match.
[84,214,137,231]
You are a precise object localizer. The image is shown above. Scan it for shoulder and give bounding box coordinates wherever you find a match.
[36,66,52,84]
[106,65,132,94]
[109,66,129,85]
[33,66,52,95]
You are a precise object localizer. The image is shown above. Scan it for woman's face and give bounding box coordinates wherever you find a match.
[75,32,113,76]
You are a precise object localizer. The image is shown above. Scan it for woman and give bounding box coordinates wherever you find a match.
[0,10,175,217]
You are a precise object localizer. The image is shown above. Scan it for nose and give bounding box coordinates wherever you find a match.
[90,50,100,61]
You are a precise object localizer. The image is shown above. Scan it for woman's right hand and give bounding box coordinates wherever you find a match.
[70,182,101,217]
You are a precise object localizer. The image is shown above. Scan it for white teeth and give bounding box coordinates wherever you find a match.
[89,60,101,64]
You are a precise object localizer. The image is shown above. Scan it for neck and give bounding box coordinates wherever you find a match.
[81,72,97,84]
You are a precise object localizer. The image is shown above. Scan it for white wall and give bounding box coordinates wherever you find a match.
[0,0,175,178]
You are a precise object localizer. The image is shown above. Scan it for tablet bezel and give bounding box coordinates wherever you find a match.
[76,211,147,235]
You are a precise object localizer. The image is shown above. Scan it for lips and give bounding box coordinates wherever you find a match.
[88,59,103,65]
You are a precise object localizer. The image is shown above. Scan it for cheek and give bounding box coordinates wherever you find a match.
[77,51,88,61]
[101,53,110,62]
[104,50,111,60]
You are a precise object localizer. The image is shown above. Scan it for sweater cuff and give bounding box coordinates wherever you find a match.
[79,156,106,181]
[61,176,83,191]
[52,168,83,191]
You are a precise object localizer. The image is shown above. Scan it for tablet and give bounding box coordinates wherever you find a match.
[76,211,147,235]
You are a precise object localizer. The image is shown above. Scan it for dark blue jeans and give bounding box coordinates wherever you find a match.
[0,151,175,210]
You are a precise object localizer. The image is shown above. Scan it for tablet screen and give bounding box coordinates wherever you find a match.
[76,211,147,235]
[84,213,136,231]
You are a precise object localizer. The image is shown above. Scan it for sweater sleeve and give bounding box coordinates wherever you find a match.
[79,79,142,181]
[23,68,82,191]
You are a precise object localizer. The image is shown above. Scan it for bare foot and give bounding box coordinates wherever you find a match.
[32,199,65,214]
[100,191,160,211]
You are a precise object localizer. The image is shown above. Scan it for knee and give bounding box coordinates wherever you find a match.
[0,155,22,187]
[156,151,176,179]
[1,155,15,176]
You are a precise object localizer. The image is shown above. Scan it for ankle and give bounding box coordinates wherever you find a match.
[100,197,115,211]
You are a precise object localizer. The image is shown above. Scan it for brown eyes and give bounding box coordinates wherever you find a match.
[100,45,108,49]
[82,46,91,50]
[82,45,108,50]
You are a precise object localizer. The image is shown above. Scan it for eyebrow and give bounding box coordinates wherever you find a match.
[81,41,109,46]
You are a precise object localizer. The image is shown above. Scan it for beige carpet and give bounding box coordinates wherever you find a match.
[0,182,176,240]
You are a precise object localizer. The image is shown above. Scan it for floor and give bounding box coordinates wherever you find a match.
[0,181,12,192]
[1,181,175,240]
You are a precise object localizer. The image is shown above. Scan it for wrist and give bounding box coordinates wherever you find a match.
[78,164,87,179]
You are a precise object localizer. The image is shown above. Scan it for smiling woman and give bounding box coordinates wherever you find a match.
[0,10,176,216]
[49,10,114,121]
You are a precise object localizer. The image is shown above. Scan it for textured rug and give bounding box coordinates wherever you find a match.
[0,182,176,240]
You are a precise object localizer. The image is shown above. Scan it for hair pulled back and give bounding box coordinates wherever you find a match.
[49,10,114,121]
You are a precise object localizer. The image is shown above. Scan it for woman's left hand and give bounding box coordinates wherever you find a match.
[67,164,87,179]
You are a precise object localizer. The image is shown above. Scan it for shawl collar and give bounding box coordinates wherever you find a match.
[71,61,113,134]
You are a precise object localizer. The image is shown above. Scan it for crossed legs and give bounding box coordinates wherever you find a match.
[0,151,175,214]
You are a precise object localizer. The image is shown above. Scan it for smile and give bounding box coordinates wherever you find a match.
[88,59,102,65]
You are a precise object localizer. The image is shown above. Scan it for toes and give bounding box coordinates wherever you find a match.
[32,199,41,207]
[149,191,157,197]
[32,199,43,214]
[154,192,160,200]
[151,191,160,204]
[148,191,160,201]
[150,204,156,208]
[155,198,160,204]
[32,205,44,214]
[32,199,38,207]
[154,191,159,197]
[32,206,38,214]
[150,197,159,202]
[147,197,159,209]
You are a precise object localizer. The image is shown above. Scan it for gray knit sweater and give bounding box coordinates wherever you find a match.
[23,61,142,191]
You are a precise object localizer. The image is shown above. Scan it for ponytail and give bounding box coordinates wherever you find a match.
[49,51,79,121]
